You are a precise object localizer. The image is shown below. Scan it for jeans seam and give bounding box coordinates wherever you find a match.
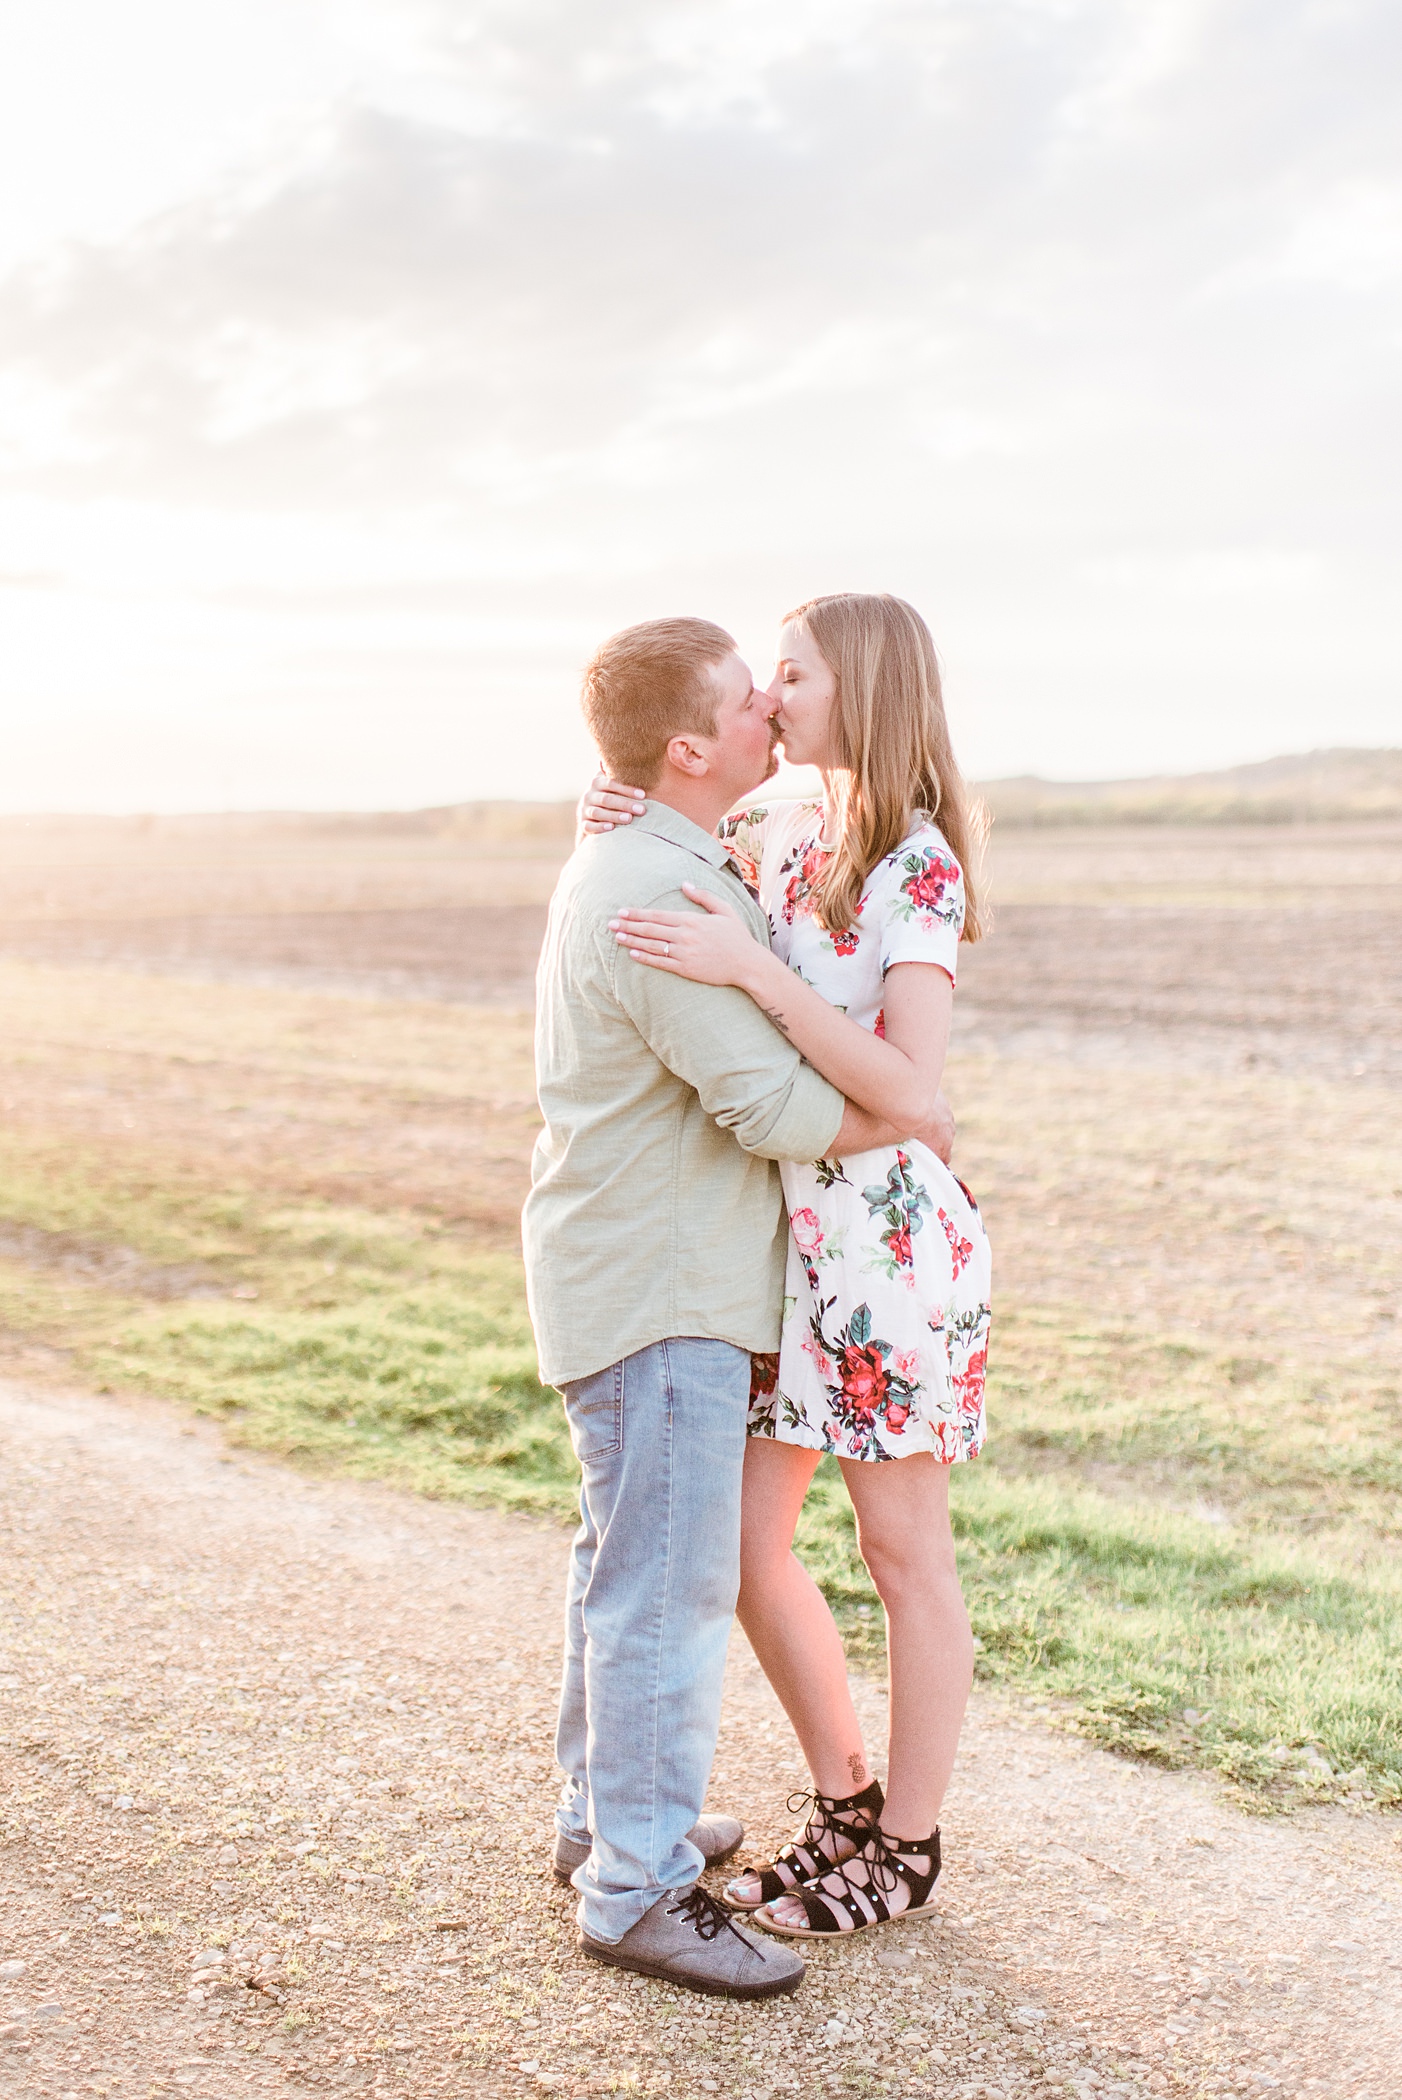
[644,1337,677,1890]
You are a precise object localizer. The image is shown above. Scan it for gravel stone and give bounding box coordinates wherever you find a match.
[3,1375,1401,2100]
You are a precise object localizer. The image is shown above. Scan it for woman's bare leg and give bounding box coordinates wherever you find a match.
[842,1454,972,1837]
[766,1454,971,1927]
[735,1438,870,1798]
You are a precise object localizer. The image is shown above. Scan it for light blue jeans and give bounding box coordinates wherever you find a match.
[554,1337,751,1943]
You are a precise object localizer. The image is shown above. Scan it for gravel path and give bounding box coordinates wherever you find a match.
[2,1378,1400,2100]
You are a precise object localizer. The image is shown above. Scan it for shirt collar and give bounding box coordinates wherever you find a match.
[631,799,732,872]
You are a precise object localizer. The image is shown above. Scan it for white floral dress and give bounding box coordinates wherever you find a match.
[719,800,991,1464]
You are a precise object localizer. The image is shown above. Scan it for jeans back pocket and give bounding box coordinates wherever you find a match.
[561,1361,624,1464]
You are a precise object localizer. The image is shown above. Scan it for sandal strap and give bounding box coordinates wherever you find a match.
[793,1880,869,1933]
[751,1779,885,1900]
[789,1826,943,1935]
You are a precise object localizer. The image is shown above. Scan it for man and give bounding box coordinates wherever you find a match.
[523,617,952,1996]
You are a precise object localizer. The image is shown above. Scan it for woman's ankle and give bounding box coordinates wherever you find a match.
[810,1760,875,1802]
[878,1809,940,1843]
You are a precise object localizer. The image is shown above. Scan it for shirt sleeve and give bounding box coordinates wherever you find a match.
[608,879,845,1162]
[879,829,965,983]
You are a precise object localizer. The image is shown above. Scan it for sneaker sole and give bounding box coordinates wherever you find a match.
[553,1830,744,1889]
[578,1931,803,1999]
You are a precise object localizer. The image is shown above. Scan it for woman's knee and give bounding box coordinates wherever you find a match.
[857,1523,958,1605]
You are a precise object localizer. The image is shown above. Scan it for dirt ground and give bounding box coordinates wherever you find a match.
[4,1376,1402,2100]
[2,811,1400,2099]
[2,818,1400,1074]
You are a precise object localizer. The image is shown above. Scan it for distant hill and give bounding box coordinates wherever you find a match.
[3,751,1399,848]
[978,748,1402,826]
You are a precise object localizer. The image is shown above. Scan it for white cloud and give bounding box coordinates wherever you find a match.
[0,0,1398,807]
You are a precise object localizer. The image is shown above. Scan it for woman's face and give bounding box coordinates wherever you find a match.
[766,621,839,768]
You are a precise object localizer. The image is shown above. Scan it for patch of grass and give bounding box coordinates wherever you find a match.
[96,1258,578,1517]
[795,1461,1402,1808]
[5,1169,1401,1806]
[987,1306,1402,1530]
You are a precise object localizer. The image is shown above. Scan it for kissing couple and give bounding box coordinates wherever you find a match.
[522,593,992,1997]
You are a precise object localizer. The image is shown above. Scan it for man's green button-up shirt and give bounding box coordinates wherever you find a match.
[523,800,845,1389]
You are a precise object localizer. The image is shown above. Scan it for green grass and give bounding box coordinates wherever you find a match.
[3,1148,1400,1812]
[797,1464,1402,1806]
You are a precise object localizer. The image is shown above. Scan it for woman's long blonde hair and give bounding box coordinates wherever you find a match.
[788,592,987,941]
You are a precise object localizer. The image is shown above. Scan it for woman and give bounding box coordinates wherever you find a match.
[582,592,991,1938]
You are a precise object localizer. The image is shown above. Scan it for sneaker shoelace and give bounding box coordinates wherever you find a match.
[668,1884,766,1957]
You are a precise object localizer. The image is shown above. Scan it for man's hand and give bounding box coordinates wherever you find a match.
[918,1089,956,1165]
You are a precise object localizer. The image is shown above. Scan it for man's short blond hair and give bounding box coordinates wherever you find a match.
[581,617,736,786]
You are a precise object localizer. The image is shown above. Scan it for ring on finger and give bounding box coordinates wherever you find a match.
[662,942,669,957]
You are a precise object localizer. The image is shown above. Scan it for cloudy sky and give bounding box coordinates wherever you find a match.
[0,0,1398,809]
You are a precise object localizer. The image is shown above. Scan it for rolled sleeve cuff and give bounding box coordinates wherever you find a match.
[745,1064,845,1162]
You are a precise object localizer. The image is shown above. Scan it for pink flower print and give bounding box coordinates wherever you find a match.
[790,1208,824,1259]
[800,1334,833,1377]
[830,925,860,956]
[884,1402,911,1433]
[837,1342,888,1424]
[781,841,829,924]
[895,1349,920,1380]
[901,851,959,917]
[939,1209,974,1278]
[954,1347,987,1417]
[873,1007,886,1039]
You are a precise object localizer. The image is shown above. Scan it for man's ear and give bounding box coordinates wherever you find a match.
[660,734,711,779]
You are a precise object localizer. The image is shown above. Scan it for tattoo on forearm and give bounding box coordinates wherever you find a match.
[762,1005,792,1038]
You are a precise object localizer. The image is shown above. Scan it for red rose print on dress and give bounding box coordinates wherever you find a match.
[728,802,990,1466]
[790,1205,825,1289]
[906,863,953,912]
[839,1341,889,1422]
[861,1152,932,1283]
[780,840,830,925]
[939,1209,974,1277]
[807,1300,921,1458]
[953,1346,987,1417]
[890,845,963,932]
[750,1353,779,1403]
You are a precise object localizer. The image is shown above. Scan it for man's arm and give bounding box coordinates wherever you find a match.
[609,890,845,1161]
[833,1093,956,1165]
[608,887,955,1166]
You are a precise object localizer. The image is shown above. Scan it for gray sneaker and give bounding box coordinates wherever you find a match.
[553,1813,744,1886]
[580,1883,805,1998]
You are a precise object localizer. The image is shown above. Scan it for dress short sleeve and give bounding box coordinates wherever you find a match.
[716,803,774,892]
[878,824,965,982]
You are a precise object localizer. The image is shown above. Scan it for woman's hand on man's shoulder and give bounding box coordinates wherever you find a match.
[577,770,647,842]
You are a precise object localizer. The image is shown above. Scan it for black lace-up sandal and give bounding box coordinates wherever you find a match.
[723,1778,884,1911]
[756,1825,941,1938]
